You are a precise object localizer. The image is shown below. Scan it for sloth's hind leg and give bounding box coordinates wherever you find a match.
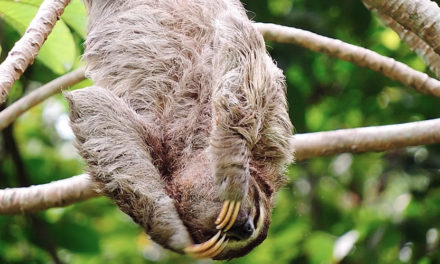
[65,86,192,251]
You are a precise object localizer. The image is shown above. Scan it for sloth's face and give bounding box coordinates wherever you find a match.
[169,150,273,260]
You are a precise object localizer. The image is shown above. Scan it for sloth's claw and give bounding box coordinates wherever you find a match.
[210,238,229,258]
[184,231,228,259]
[216,200,241,230]
[216,200,234,229]
[225,201,241,231]
[215,200,230,225]
[192,235,227,259]
[184,231,221,253]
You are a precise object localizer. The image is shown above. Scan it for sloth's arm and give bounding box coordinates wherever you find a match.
[209,16,268,230]
[66,86,192,252]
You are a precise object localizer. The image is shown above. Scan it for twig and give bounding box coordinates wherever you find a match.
[255,23,440,98]
[363,1,440,79]
[0,174,99,214]
[1,118,440,213]
[0,67,86,131]
[362,0,440,56]
[0,0,71,104]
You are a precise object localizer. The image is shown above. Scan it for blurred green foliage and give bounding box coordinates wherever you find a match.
[1,0,439,263]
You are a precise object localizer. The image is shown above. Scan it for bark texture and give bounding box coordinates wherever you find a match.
[363,0,440,56]
[363,1,440,78]
[0,174,99,214]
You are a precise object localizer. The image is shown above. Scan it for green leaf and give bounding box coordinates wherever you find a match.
[62,0,87,38]
[10,0,43,6]
[0,1,34,33]
[38,18,76,74]
[0,1,76,74]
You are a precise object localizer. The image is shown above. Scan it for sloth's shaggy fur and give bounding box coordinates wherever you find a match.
[67,0,293,259]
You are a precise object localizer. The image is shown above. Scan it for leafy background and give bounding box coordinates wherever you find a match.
[1,0,439,263]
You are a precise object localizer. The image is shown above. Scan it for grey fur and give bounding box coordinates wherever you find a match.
[67,0,293,259]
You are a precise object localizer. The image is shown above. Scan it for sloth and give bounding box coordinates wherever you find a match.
[66,0,293,260]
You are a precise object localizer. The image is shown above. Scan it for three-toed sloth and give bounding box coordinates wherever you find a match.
[67,0,294,259]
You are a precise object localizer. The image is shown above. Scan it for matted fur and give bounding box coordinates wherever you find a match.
[67,0,293,259]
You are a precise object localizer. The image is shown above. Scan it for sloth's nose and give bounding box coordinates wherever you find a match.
[226,217,255,240]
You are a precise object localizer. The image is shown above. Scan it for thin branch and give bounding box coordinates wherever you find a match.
[0,67,86,131]
[255,23,440,98]
[363,1,440,79]
[0,0,71,104]
[362,0,440,56]
[1,118,440,214]
[293,118,440,161]
[0,174,99,214]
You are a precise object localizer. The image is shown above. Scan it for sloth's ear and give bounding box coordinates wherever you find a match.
[65,86,193,252]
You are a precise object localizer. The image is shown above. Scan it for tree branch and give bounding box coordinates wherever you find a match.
[363,1,440,79]
[362,0,440,56]
[255,23,440,98]
[1,118,439,214]
[293,118,440,161]
[0,67,86,131]
[0,0,71,104]
[0,174,99,214]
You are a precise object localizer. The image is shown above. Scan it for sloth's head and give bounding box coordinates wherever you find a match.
[168,150,280,260]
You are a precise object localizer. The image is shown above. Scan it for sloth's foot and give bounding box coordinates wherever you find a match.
[184,231,229,258]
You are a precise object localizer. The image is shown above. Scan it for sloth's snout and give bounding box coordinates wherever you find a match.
[226,217,255,240]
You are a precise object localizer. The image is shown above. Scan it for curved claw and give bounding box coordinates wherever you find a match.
[184,231,221,253]
[216,200,241,230]
[184,231,228,259]
[192,235,227,259]
[216,200,235,229]
[224,201,241,231]
[215,200,230,225]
